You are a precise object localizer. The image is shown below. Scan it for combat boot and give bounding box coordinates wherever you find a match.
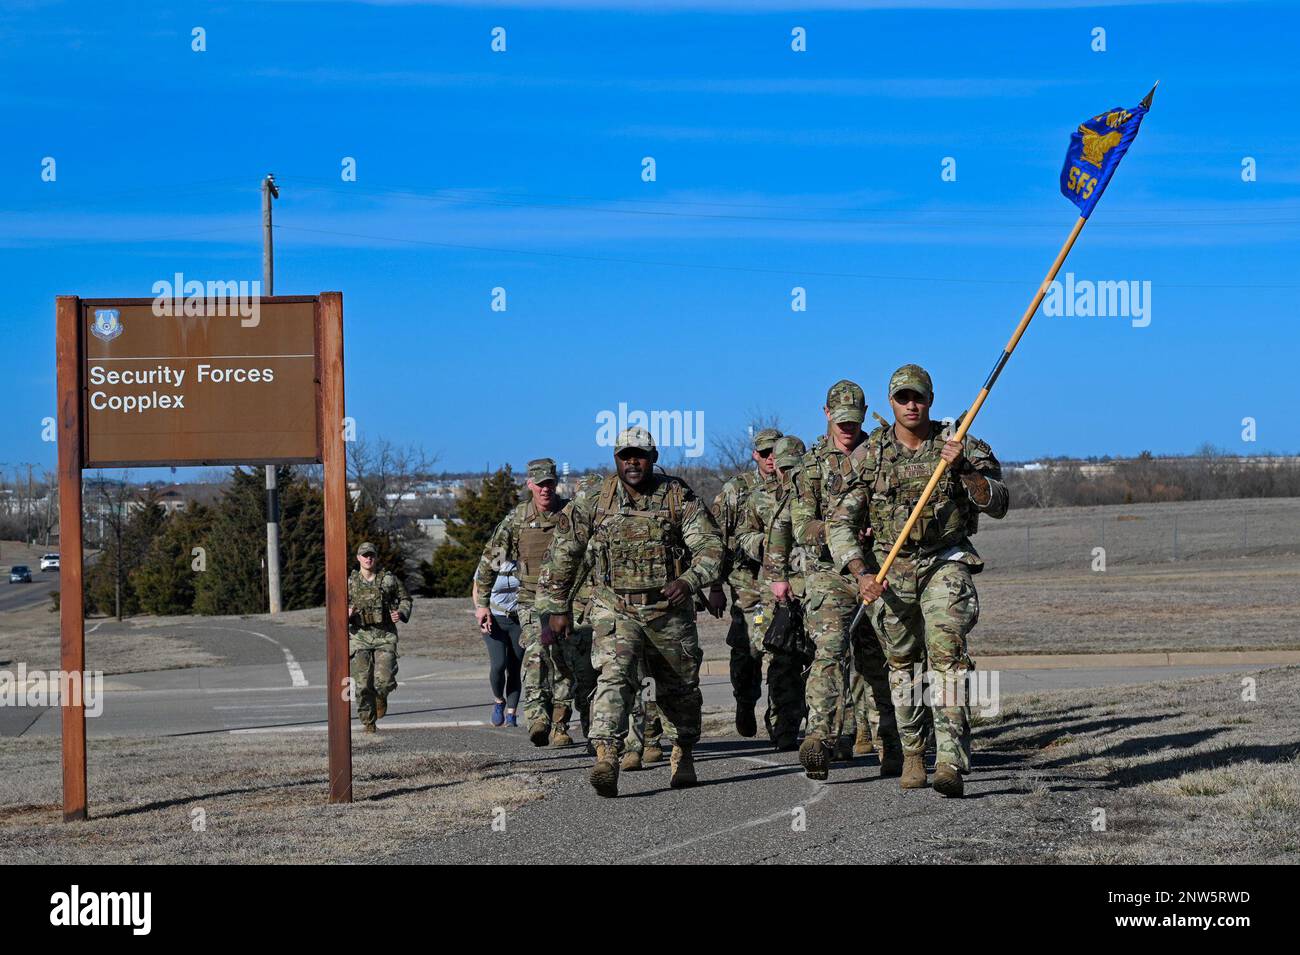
[375,697,387,721]
[621,749,643,772]
[833,735,855,762]
[589,741,620,798]
[933,764,964,798]
[735,700,757,738]
[362,722,377,735]
[550,705,573,745]
[643,742,664,765]
[900,753,927,789]
[669,744,698,789]
[853,724,874,756]
[528,718,551,747]
[773,734,799,752]
[879,738,904,778]
[799,736,830,781]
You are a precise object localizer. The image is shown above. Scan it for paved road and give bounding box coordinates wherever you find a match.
[0,572,56,614]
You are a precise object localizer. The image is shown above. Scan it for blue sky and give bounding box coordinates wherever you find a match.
[2,0,1296,476]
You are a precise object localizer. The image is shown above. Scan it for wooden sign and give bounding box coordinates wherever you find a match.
[79,297,321,467]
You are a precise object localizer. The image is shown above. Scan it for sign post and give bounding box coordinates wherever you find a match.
[55,292,352,818]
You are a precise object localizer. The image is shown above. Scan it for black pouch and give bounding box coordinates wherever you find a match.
[763,602,814,663]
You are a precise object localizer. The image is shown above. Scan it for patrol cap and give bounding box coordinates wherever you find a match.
[825,379,866,425]
[773,435,806,469]
[356,541,378,557]
[527,457,558,484]
[888,364,933,402]
[614,426,656,456]
[752,428,783,453]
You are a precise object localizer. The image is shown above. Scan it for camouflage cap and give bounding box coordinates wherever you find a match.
[356,541,377,557]
[752,427,783,452]
[888,364,933,402]
[526,457,558,484]
[614,426,656,455]
[773,435,807,469]
[825,379,866,425]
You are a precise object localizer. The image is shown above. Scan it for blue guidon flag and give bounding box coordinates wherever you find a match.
[1060,83,1157,218]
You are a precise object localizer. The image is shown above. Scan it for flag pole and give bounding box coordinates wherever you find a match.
[870,214,1085,588]
[855,81,1158,617]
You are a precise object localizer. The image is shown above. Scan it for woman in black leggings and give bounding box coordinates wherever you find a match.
[474,564,524,727]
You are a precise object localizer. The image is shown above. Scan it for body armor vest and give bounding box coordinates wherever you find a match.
[869,427,974,553]
[517,504,561,593]
[591,476,687,592]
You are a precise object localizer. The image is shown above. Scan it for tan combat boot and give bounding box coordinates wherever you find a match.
[375,696,388,721]
[833,735,855,762]
[528,718,551,747]
[549,705,573,745]
[590,741,620,797]
[900,753,927,789]
[362,722,377,735]
[643,742,664,765]
[621,749,643,772]
[853,724,874,756]
[933,764,964,798]
[799,735,830,780]
[669,744,698,789]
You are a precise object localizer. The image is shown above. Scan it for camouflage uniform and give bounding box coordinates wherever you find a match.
[348,545,413,728]
[713,428,782,728]
[827,365,1008,778]
[733,434,808,746]
[474,459,595,740]
[537,428,723,790]
[784,381,899,775]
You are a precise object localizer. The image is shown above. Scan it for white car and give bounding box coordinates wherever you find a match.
[40,554,59,572]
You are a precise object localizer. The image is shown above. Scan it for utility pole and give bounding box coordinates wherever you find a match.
[262,173,282,614]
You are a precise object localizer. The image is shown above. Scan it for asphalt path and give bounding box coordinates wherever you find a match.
[1,620,1269,862]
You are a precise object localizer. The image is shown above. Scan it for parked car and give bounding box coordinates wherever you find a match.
[40,554,60,572]
[9,565,32,583]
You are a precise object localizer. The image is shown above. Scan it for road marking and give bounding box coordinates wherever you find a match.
[229,720,485,735]
[629,756,829,863]
[87,622,103,634]
[184,625,309,687]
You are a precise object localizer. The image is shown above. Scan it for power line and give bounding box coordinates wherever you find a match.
[272,223,1300,289]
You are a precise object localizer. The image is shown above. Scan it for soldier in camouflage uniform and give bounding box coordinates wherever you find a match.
[348,541,413,733]
[540,427,724,797]
[552,473,674,769]
[713,427,782,738]
[782,380,901,781]
[474,458,595,748]
[828,364,1008,798]
[732,434,808,750]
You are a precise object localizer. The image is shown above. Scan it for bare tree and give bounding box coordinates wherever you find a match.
[709,410,784,478]
[348,438,440,534]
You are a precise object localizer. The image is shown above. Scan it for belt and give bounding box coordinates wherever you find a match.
[612,587,665,606]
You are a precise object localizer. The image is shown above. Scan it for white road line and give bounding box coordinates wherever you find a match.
[229,720,485,735]
[87,622,103,634]
[184,625,309,687]
[629,756,829,863]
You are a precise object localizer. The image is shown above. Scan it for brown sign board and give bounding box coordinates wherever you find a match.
[79,296,321,468]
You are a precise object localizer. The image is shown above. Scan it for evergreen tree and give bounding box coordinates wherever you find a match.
[134,503,214,615]
[421,466,520,597]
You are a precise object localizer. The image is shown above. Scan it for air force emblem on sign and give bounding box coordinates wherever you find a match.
[91,309,123,342]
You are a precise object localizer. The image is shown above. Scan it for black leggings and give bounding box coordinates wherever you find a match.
[484,612,525,710]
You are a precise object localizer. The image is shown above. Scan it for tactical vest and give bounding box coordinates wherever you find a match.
[590,475,688,593]
[867,425,975,553]
[805,437,861,571]
[350,571,395,630]
[516,501,567,602]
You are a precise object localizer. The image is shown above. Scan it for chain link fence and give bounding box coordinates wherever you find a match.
[973,497,1300,572]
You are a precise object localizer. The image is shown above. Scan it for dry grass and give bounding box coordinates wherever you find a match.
[959,665,1300,863]
[0,732,544,864]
